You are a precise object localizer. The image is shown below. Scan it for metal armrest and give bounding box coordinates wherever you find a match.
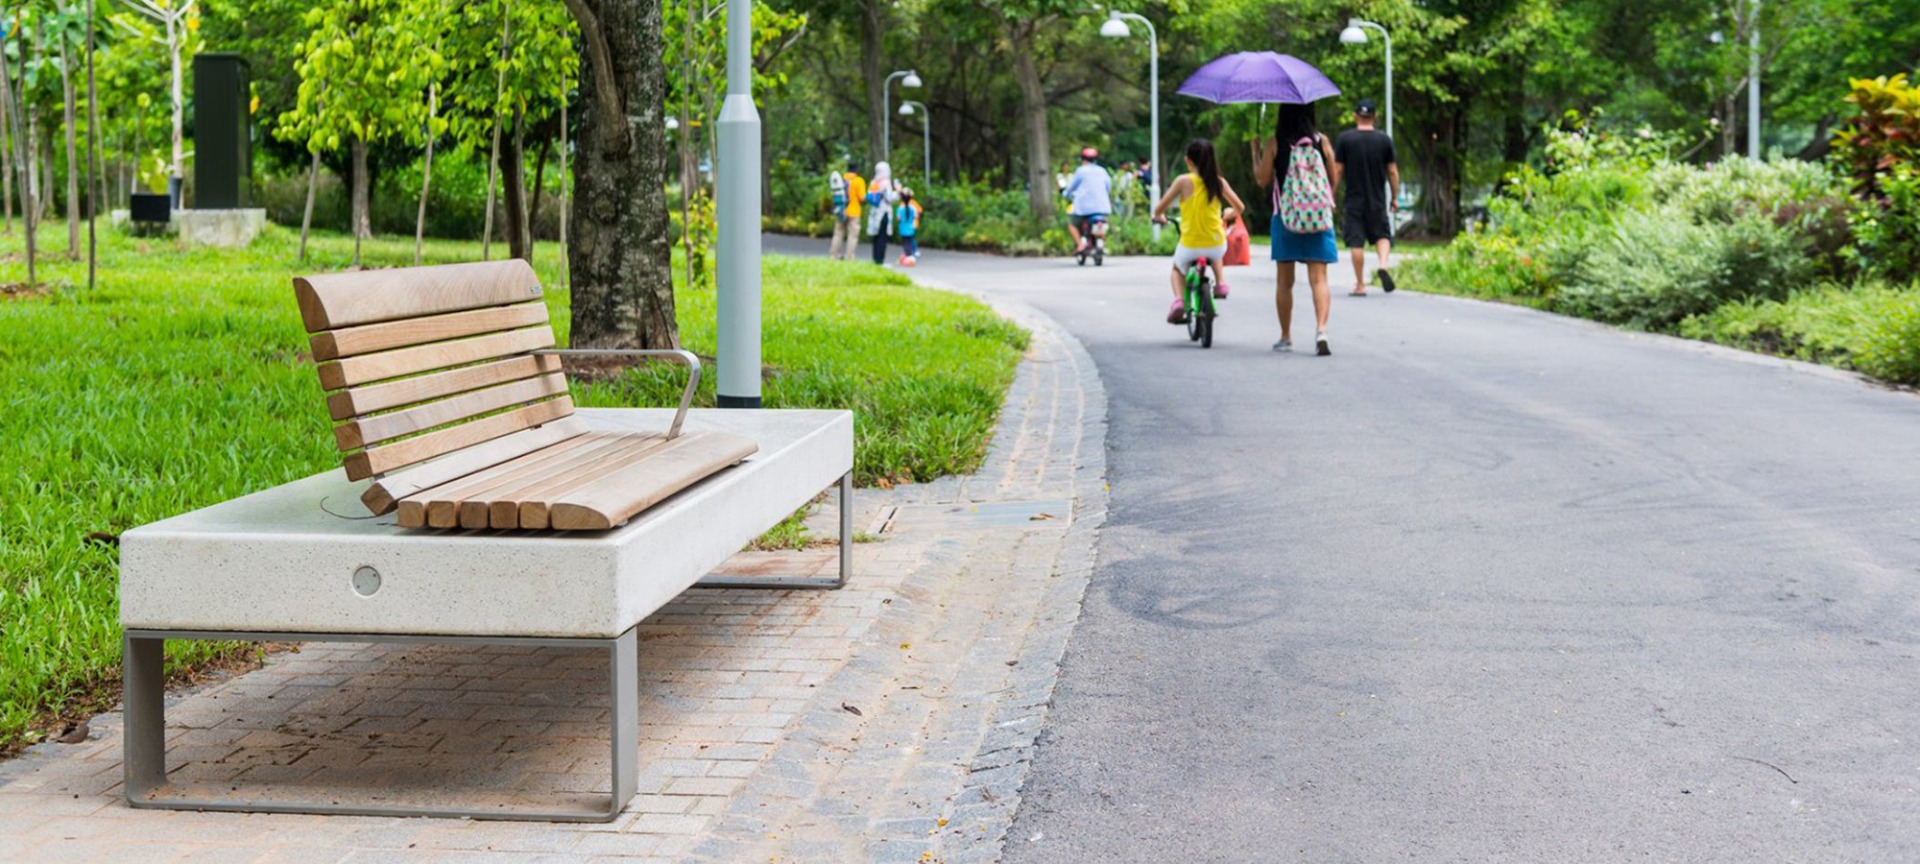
[537,348,702,439]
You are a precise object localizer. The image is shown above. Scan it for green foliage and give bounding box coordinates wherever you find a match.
[1833,73,1920,197]
[1412,124,1846,327]
[1680,281,1920,386]
[1847,164,1920,277]
[276,0,445,153]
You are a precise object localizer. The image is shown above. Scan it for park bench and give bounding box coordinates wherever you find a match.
[117,259,854,821]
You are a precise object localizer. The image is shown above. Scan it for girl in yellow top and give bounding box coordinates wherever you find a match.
[1152,139,1247,324]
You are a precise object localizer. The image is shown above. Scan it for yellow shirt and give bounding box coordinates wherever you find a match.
[844,173,868,219]
[1179,173,1225,248]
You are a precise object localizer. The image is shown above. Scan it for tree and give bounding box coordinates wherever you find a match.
[280,0,443,265]
[559,0,675,349]
[442,0,577,262]
[114,0,194,199]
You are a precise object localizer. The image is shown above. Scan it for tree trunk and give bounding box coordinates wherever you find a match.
[1413,103,1464,238]
[299,148,319,262]
[61,41,79,259]
[1,39,34,285]
[351,134,368,266]
[528,133,551,253]
[1,70,13,234]
[559,74,569,289]
[858,0,886,164]
[1007,23,1054,222]
[562,0,676,349]
[482,13,510,261]
[503,108,530,261]
[415,84,437,266]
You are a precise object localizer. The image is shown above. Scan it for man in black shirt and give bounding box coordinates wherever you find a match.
[1332,100,1401,295]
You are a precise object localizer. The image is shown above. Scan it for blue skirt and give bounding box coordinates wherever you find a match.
[1271,227,1338,263]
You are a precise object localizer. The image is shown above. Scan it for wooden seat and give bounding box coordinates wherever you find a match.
[293,260,755,531]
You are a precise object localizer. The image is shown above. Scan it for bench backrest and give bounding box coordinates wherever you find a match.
[293,260,579,486]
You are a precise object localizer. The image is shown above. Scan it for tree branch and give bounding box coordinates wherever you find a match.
[558,0,631,153]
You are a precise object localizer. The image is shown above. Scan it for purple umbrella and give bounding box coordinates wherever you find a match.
[1176,52,1341,104]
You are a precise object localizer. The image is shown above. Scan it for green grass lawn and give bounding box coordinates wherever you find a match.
[0,221,1026,751]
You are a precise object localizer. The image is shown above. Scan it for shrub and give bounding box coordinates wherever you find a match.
[1855,289,1920,385]
[1832,73,1920,199]
[1680,281,1920,385]
[1847,164,1920,277]
[1557,212,1812,329]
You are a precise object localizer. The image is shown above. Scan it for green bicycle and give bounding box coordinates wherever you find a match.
[1160,217,1217,349]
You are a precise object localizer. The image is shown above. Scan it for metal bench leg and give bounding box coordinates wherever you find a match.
[121,628,638,822]
[698,470,853,590]
[123,633,167,802]
[610,627,639,810]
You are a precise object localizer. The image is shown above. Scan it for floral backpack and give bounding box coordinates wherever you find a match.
[1274,136,1335,234]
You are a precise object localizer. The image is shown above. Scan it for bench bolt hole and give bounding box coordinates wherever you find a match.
[352,566,382,597]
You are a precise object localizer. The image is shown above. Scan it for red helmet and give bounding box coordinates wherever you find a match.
[1080,147,1099,160]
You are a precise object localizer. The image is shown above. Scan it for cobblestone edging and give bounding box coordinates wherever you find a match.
[685,291,1111,863]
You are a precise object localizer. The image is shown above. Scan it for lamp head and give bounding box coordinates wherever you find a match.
[1339,24,1368,44]
[1100,15,1131,38]
[899,103,915,116]
[903,70,923,88]
[665,116,680,131]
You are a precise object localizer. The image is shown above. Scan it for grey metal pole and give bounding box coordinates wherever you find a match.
[1148,19,1160,243]
[716,0,761,408]
[905,101,930,188]
[1382,26,1393,141]
[1748,0,1761,158]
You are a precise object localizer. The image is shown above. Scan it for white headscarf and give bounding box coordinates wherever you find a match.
[867,162,897,232]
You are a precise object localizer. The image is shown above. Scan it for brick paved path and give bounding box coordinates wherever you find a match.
[0,293,1106,864]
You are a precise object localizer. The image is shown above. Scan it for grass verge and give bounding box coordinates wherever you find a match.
[0,222,1026,753]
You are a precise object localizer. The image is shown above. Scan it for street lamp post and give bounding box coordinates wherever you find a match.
[715,0,761,408]
[1339,18,1392,140]
[1101,10,1158,240]
[899,102,931,189]
[882,69,922,161]
[1748,0,1761,159]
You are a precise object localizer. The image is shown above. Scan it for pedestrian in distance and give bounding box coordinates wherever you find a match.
[1252,102,1339,356]
[828,160,867,261]
[895,188,922,266]
[1334,98,1401,295]
[867,161,899,265]
[1151,138,1247,324]
[1221,207,1251,266]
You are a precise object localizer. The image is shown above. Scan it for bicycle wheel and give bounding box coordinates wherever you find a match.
[1198,282,1216,348]
[1185,283,1203,342]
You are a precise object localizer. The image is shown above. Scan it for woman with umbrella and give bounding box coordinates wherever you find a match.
[1253,104,1339,356]
[1177,52,1342,356]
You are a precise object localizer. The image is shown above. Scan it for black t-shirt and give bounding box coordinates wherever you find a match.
[1333,129,1396,211]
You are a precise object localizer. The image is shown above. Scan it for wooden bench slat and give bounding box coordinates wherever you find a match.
[317,326,555,391]
[344,397,575,481]
[294,260,544,332]
[328,354,564,422]
[333,372,570,452]
[510,434,686,530]
[359,416,590,515]
[310,302,549,361]
[400,432,621,524]
[393,432,628,529]
[470,434,677,529]
[549,433,760,530]
[463,434,659,529]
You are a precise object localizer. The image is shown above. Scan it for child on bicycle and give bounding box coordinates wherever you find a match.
[1152,139,1247,324]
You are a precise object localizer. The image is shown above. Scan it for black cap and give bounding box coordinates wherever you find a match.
[1356,99,1378,117]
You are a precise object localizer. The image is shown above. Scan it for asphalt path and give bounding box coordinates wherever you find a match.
[766,235,1920,862]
